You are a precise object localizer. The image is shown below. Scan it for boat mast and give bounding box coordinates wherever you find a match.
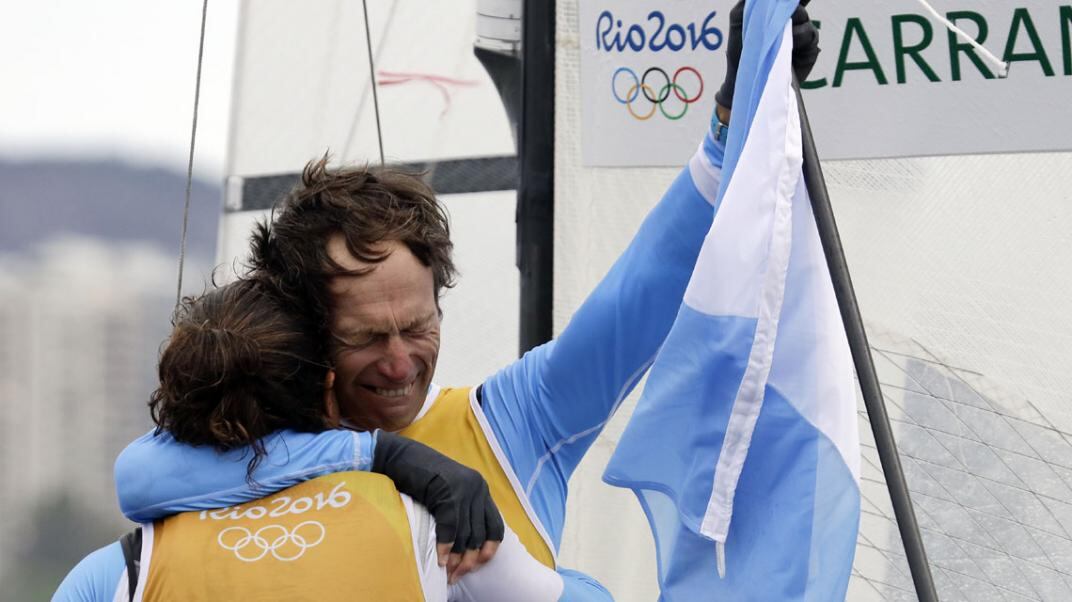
[476,0,555,355]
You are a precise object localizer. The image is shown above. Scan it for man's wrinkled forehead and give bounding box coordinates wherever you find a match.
[323,235,437,319]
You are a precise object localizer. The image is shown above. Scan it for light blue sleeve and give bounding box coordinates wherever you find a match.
[482,134,726,545]
[115,429,375,522]
[53,541,125,602]
[557,568,614,601]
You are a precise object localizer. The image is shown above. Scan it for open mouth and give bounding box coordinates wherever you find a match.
[362,384,415,399]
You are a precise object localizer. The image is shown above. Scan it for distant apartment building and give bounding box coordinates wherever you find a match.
[0,237,178,576]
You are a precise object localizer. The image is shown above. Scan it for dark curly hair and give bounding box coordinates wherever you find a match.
[249,156,457,357]
[149,278,331,475]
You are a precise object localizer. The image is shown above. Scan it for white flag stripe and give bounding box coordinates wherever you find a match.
[768,175,861,482]
[683,25,796,321]
[697,24,802,543]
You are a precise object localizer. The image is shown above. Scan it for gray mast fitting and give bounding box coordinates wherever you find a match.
[793,79,939,601]
[475,0,523,145]
[475,0,554,355]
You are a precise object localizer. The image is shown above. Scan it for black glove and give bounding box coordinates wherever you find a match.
[790,2,820,81]
[372,431,505,554]
[715,0,821,110]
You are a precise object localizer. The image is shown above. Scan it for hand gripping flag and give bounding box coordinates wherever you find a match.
[603,1,861,600]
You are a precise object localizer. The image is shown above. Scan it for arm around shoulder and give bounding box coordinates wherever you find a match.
[115,428,373,522]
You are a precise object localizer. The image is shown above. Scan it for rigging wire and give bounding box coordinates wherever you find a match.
[176,0,210,307]
[343,1,400,161]
[914,0,1009,77]
[362,0,386,166]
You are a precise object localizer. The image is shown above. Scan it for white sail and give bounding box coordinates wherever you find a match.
[218,0,519,387]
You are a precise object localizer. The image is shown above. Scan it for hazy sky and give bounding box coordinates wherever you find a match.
[1,0,239,178]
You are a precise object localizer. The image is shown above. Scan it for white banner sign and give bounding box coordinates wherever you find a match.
[580,0,1072,165]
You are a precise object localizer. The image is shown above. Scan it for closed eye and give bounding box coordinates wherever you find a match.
[402,314,438,337]
[332,331,378,350]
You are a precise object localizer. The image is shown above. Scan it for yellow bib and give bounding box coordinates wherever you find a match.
[142,472,425,602]
[400,387,555,569]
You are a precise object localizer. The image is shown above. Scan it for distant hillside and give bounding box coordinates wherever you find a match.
[0,158,220,258]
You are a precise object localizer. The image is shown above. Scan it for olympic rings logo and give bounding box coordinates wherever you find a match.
[217,521,326,562]
[611,66,704,121]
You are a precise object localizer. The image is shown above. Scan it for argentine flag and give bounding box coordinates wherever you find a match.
[603,1,861,599]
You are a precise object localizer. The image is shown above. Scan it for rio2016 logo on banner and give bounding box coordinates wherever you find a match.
[595,10,723,52]
[581,1,1072,166]
[581,2,730,166]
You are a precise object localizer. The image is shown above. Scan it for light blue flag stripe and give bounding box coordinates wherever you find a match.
[604,1,860,599]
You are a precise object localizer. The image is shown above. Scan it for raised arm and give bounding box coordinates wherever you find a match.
[480,0,822,546]
[534,134,726,439]
[479,131,727,542]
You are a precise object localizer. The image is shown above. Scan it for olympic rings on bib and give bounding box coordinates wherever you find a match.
[217,521,327,562]
[611,66,705,121]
